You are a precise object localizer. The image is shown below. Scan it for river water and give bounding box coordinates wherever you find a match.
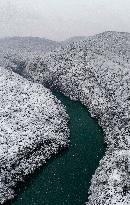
[10,91,105,205]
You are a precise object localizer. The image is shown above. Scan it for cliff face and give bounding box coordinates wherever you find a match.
[0,67,69,204]
[22,31,130,204]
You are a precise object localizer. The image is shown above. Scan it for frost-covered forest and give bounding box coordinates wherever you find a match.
[0,67,69,204]
[0,31,130,204]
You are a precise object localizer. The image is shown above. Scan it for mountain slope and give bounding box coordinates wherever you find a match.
[0,36,59,52]
[0,36,60,68]
[0,67,69,204]
[22,31,130,205]
[1,31,130,204]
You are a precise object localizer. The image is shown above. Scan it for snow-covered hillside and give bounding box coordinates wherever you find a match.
[21,31,130,204]
[0,36,60,68]
[0,36,60,53]
[0,67,69,204]
[1,31,130,204]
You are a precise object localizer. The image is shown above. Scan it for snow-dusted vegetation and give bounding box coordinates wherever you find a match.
[0,37,59,53]
[0,67,69,204]
[0,36,60,70]
[20,31,130,204]
[0,31,129,204]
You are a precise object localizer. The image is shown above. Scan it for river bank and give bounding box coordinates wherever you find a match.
[9,91,105,205]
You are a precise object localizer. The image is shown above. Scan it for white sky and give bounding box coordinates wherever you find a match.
[0,0,130,41]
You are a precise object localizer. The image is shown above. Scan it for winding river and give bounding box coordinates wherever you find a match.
[10,91,105,205]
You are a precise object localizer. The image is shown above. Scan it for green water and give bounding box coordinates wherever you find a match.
[9,91,105,205]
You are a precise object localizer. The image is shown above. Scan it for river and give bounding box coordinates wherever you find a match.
[9,91,105,205]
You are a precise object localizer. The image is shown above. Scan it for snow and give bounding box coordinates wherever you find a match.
[0,31,130,204]
[0,67,69,204]
[18,31,130,205]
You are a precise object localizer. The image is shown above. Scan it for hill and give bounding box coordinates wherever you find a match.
[22,31,130,205]
[0,67,69,204]
[1,31,130,204]
[0,36,60,68]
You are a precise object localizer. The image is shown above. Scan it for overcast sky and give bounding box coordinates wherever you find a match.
[0,0,130,41]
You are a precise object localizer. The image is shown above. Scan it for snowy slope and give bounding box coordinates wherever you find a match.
[0,36,60,69]
[0,67,69,204]
[0,36,59,53]
[22,31,130,205]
